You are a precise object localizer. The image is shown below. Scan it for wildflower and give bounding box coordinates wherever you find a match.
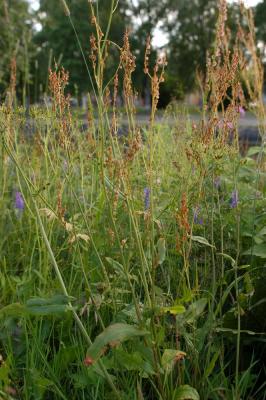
[226,121,234,131]
[193,206,203,225]
[15,191,24,211]
[144,187,150,210]
[218,120,234,131]
[230,190,239,208]
[237,106,245,117]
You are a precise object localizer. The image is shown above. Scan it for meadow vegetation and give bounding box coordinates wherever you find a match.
[0,1,266,399]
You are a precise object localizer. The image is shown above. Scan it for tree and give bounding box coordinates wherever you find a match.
[255,0,266,81]
[162,0,219,97]
[35,0,128,97]
[124,0,173,106]
[0,0,33,101]
[255,0,266,44]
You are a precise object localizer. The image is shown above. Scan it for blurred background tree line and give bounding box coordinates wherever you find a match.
[0,0,266,107]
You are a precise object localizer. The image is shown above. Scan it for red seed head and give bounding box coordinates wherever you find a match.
[83,356,94,367]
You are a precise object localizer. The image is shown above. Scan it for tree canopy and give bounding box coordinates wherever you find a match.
[0,0,265,104]
[0,0,33,100]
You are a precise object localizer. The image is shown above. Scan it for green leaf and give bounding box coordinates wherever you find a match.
[246,146,265,157]
[190,236,215,248]
[26,295,73,316]
[217,253,236,267]
[162,349,186,374]
[183,298,208,323]
[87,323,149,362]
[157,237,166,265]
[162,349,177,372]
[106,257,124,274]
[204,350,220,378]
[110,348,155,375]
[175,385,200,400]
[258,227,266,236]
[244,273,254,296]
[243,244,266,258]
[162,305,186,315]
[216,327,265,335]
[0,303,27,319]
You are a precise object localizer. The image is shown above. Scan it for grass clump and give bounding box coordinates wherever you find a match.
[0,1,266,399]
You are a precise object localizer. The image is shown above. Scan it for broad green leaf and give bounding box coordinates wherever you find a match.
[244,273,254,296]
[162,349,177,372]
[258,227,266,236]
[243,244,266,258]
[162,349,186,373]
[183,298,208,323]
[115,350,145,371]
[162,305,186,315]
[190,236,215,248]
[26,295,73,315]
[110,348,155,375]
[87,323,149,362]
[246,146,265,157]
[157,238,166,265]
[0,303,27,319]
[175,385,200,400]
[254,236,264,245]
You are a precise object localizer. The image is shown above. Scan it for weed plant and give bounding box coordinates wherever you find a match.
[0,0,266,399]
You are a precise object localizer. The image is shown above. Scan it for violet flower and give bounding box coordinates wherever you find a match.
[230,190,239,208]
[237,106,245,117]
[226,121,234,131]
[15,191,24,215]
[144,187,150,211]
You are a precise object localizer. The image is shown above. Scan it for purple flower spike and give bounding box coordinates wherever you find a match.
[144,187,150,211]
[15,191,25,211]
[230,190,239,209]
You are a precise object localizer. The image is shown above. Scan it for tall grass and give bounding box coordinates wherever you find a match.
[0,0,266,399]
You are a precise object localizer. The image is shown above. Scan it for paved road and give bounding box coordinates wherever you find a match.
[26,113,265,146]
[122,113,262,127]
[114,113,264,145]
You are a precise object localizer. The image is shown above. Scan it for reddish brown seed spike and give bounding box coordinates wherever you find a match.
[83,356,94,367]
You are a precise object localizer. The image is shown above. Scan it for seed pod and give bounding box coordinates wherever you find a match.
[60,0,70,16]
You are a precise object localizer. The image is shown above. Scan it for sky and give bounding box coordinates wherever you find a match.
[228,0,261,5]
[27,0,263,47]
[27,0,263,11]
